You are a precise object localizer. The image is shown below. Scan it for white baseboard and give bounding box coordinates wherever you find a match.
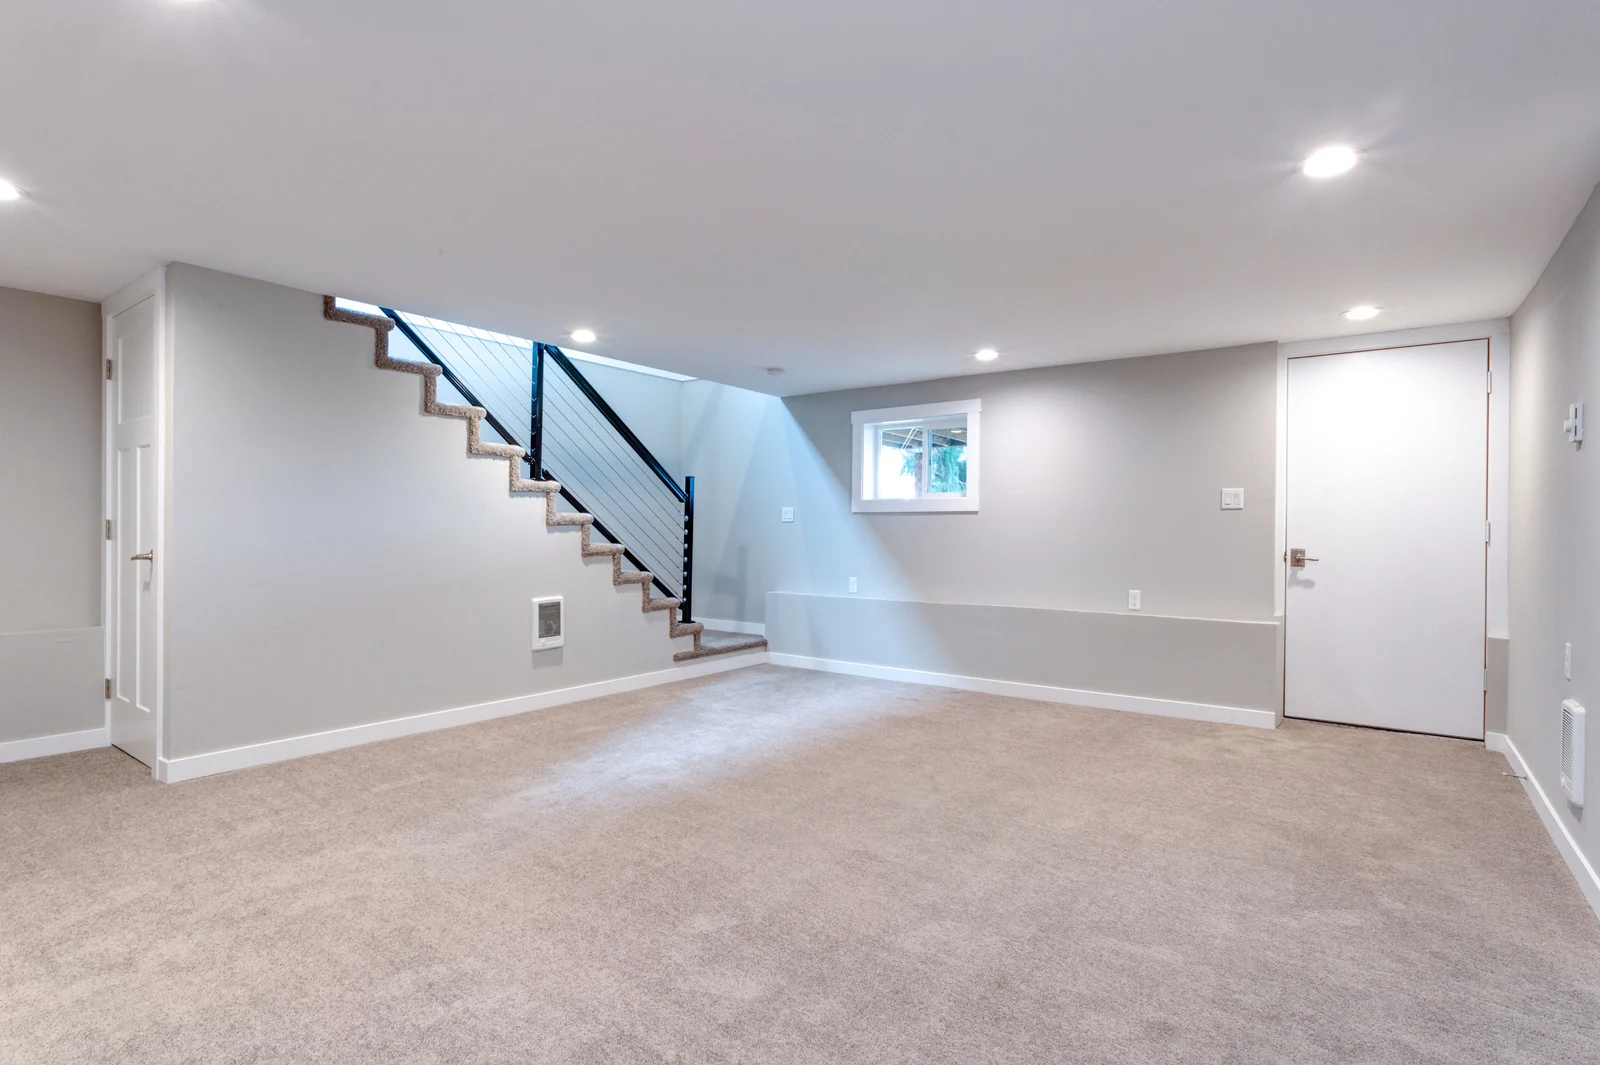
[766,653,1277,730]
[1486,731,1600,921]
[0,727,109,764]
[693,617,766,637]
[157,653,764,783]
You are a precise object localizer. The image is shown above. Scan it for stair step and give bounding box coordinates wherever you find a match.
[673,637,767,663]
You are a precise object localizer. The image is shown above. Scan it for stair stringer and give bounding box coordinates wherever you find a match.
[322,297,765,661]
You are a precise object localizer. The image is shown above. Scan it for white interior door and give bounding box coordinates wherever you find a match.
[1284,340,1488,739]
[108,295,160,766]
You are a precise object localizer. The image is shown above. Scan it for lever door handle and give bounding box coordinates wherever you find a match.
[1288,547,1319,568]
[130,551,154,563]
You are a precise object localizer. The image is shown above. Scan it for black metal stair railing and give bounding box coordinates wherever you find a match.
[379,308,695,622]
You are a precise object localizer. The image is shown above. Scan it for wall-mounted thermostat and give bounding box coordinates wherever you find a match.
[533,596,564,650]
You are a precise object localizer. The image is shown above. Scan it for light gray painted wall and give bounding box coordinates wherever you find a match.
[1509,178,1600,880]
[163,266,685,760]
[767,593,1281,712]
[684,343,1278,625]
[0,285,103,745]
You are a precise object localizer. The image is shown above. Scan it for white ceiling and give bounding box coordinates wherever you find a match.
[3,0,1599,396]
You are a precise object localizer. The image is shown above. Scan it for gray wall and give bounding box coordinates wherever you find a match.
[684,343,1278,623]
[162,266,687,760]
[1509,178,1600,880]
[767,593,1280,713]
[685,343,1279,709]
[0,285,103,745]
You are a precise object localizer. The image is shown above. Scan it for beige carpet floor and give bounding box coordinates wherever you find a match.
[4,665,1599,1064]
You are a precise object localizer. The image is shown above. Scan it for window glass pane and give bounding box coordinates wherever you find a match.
[875,425,923,499]
[927,421,967,495]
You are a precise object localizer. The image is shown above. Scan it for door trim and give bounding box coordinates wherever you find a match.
[102,267,168,776]
[1277,332,1496,739]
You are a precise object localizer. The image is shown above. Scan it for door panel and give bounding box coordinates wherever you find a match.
[1284,341,1488,739]
[108,295,159,767]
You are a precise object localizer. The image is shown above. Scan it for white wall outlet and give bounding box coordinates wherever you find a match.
[781,507,795,523]
[532,596,564,650]
[1565,642,1572,681]
[848,577,858,593]
[1565,402,1585,444]
[1128,590,1141,611]
[1220,488,1244,510]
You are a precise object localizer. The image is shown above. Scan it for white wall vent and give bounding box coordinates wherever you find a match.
[533,596,564,650]
[1561,699,1586,807]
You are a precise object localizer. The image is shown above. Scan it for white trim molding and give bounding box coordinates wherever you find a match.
[0,728,109,764]
[692,617,766,637]
[1487,731,1600,922]
[767,653,1277,730]
[157,653,765,783]
[851,398,981,513]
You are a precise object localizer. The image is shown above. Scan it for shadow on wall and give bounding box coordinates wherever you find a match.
[679,375,941,661]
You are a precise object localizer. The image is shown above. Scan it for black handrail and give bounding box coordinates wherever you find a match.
[384,309,529,458]
[540,344,687,503]
[549,480,677,604]
[384,308,678,604]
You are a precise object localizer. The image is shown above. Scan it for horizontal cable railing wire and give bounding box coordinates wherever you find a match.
[374,305,689,607]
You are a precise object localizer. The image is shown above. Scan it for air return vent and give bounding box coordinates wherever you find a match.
[1562,699,1586,807]
[533,596,564,651]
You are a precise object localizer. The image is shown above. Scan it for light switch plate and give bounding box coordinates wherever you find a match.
[1220,488,1244,510]
[781,507,795,523]
[1128,590,1141,611]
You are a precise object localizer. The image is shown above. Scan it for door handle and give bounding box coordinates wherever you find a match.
[130,551,154,563]
[1288,547,1319,568]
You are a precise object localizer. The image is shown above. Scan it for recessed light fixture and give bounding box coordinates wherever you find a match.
[1302,145,1359,179]
[765,367,786,377]
[1342,305,1382,322]
[0,177,22,202]
[974,348,999,362]
[569,328,596,345]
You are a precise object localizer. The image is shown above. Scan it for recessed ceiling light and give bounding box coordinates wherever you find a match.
[974,348,999,362]
[1342,305,1382,322]
[1302,145,1359,179]
[0,178,22,202]
[569,328,596,344]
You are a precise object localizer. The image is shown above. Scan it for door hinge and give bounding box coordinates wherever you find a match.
[105,519,113,541]
[1486,370,1492,394]
[1483,669,1489,692]
[106,358,114,381]
[1485,520,1491,544]
[105,678,113,699]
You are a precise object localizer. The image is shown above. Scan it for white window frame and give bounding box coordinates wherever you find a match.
[851,398,981,513]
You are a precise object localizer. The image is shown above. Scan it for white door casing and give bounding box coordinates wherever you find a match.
[1284,340,1488,739]
[104,274,166,769]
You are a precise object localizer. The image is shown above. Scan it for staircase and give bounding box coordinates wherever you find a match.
[323,297,765,662]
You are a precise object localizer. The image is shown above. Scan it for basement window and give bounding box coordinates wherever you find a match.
[852,399,980,513]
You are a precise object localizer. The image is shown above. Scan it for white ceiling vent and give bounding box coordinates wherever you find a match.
[1562,699,1586,807]
[533,596,564,651]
